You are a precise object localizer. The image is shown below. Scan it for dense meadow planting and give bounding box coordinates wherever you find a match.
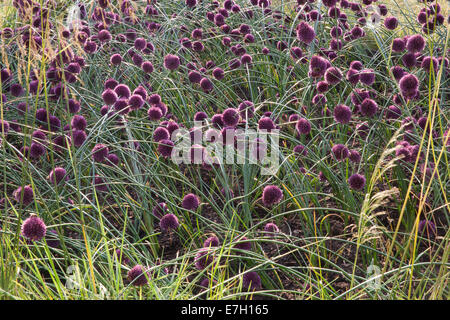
[0,0,448,300]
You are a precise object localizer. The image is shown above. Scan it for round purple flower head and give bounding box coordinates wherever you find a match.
[384,16,398,30]
[203,235,220,248]
[360,98,378,117]
[399,74,419,99]
[334,104,352,124]
[332,144,349,161]
[349,150,361,163]
[234,236,252,251]
[164,54,180,71]
[297,22,315,44]
[13,185,34,205]
[110,53,122,66]
[160,213,180,232]
[348,173,366,190]
[222,108,240,127]
[406,34,425,53]
[212,67,225,80]
[309,55,328,78]
[106,153,119,166]
[21,215,46,242]
[102,88,118,105]
[324,67,342,85]
[296,118,311,135]
[262,185,283,207]
[258,117,276,131]
[264,222,279,235]
[194,248,214,270]
[158,139,174,158]
[242,271,261,291]
[148,107,163,121]
[182,193,200,211]
[359,69,375,86]
[200,78,213,92]
[71,115,87,131]
[48,167,67,185]
[72,130,87,147]
[91,143,109,162]
[127,265,149,286]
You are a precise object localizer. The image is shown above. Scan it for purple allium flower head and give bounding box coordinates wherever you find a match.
[134,37,146,51]
[194,112,208,122]
[262,185,283,207]
[384,16,398,30]
[182,193,200,211]
[296,118,312,135]
[212,67,225,80]
[148,107,163,121]
[204,235,220,248]
[127,265,149,286]
[324,67,342,85]
[186,0,197,7]
[164,54,181,71]
[10,83,24,97]
[160,213,179,232]
[106,153,119,166]
[30,142,46,158]
[148,94,161,105]
[264,222,279,235]
[188,71,202,84]
[71,115,87,131]
[402,52,417,69]
[238,101,255,119]
[194,248,214,270]
[418,220,437,238]
[346,69,360,85]
[290,46,303,59]
[385,105,402,120]
[110,53,122,66]
[142,61,154,74]
[72,130,87,147]
[360,98,378,117]
[129,94,145,110]
[392,38,406,52]
[359,69,375,86]
[242,272,261,291]
[309,55,328,78]
[92,144,109,162]
[234,236,252,251]
[421,56,438,74]
[153,127,170,142]
[104,78,119,90]
[229,58,241,70]
[332,144,349,160]
[293,144,308,156]
[334,104,352,124]
[68,99,81,113]
[349,60,363,71]
[316,81,329,93]
[200,78,213,92]
[102,88,118,105]
[258,117,276,131]
[241,54,252,64]
[406,34,425,53]
[13,185,34,205]
[348,173,366,190]
[296,22,315,44]
[21,215,46,242]
[349,149,361,163]
[157,139,174,158]
[391,66,405,82]
[48,167,67,185]
[222,108,240,127]
[211,114,224,128]
[399,73,419,99]
[98,29,112,42]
